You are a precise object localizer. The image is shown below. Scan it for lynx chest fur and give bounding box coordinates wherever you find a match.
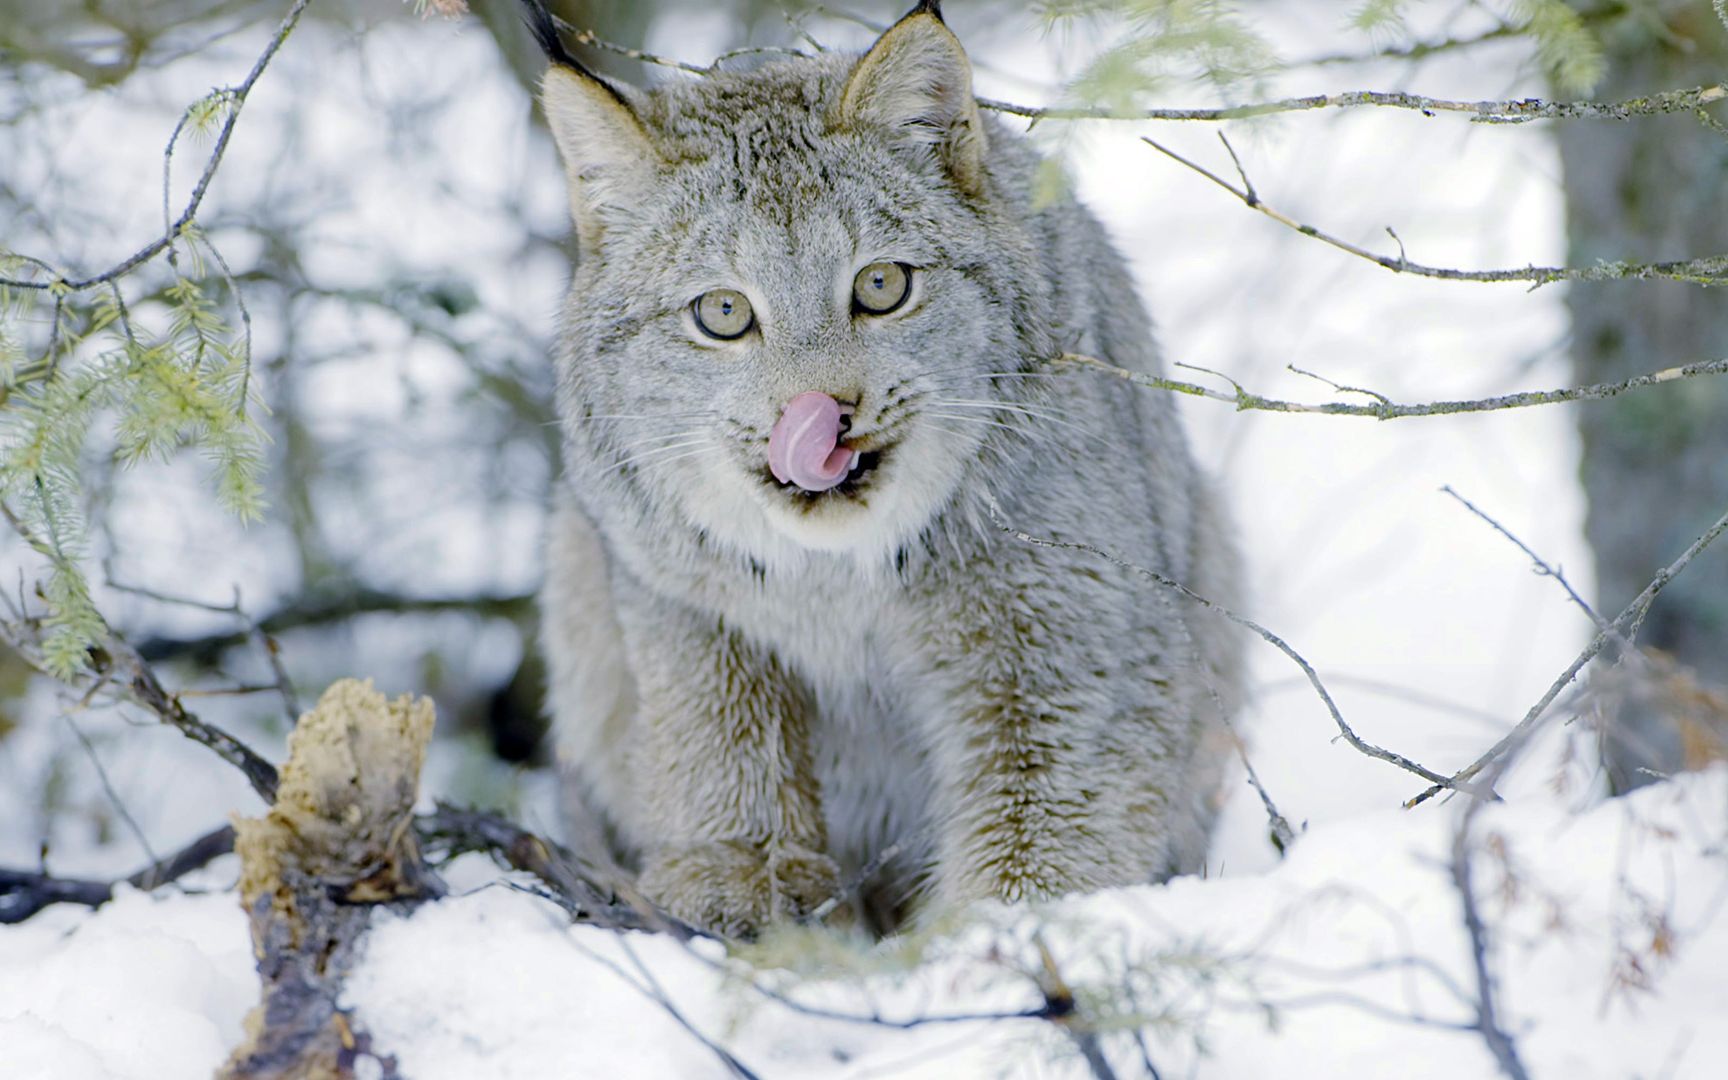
[528,0,1245,937]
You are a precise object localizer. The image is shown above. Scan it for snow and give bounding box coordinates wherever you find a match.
[0,891,253,1080]
[5,767,1724,1079]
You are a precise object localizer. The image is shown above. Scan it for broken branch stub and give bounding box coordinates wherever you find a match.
[222,678,440,1080]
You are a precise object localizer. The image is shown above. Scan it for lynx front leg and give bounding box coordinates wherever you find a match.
[617,590,836,937]
[915,575,1179,909]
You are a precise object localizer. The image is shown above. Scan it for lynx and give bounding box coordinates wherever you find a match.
[527,0,1246,936]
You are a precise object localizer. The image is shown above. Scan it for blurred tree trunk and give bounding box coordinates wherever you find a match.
[1559,3,1728,791]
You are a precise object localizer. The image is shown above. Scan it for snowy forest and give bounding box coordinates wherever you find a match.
[1,0,1726,1077]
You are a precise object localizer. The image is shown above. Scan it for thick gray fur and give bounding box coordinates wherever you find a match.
[534,5,1246,936]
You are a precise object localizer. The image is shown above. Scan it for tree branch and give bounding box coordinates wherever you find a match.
[0,0,311,293]
[98,633,282,802]
[444,17,1728,132]
[1294,25,1526,68]
[1052,352,1728,418]
[1408,499,1728,807]
[1451,803,1531,1080]
[0,824,235,924]
[980,495,1471,796]
[1439,486,1611,635]
[983,83,1728,126]
[136,589,534,663]
[1143,134,1728,286]
[0,801,691,939]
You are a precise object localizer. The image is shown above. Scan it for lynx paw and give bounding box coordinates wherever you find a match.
[639,840,841,938]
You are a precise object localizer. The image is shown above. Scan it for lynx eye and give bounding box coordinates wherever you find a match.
[852,262,912,315]
[692,289,754,340]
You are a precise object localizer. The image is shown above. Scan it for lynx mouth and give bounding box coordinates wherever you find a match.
[765,444,889,503]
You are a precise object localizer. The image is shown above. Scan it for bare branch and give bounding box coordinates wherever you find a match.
[416,804,695,937]
[1232,722,1298,855]
[1452,762,1533,1078]
[107,577,303,723]
[446,16,1728,135]
[983,84,1728,126]
[555,18,708,75]
[0,824,235,924]
[1,598,284,803]
[0,0,312,293]
[1052,352,1728,419]
[1439,486,1610,635]
[99,633,282,802]
[1451,846,1529,1080]
[1294,25,1525,68]
[1031,933,1119,1080]
[136,589,534,663]
[67,714,160,868]
[613,937,764,1080]
[980,496,1469,795]
[1409,500,1728,807]
[1697,105,1728,141]
[1142,136,1728,286]
[1,801,687,938]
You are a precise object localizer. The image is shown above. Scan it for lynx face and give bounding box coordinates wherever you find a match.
[541,14,1046,563]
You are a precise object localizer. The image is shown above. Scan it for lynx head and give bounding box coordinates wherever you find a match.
[528,1,1054,562]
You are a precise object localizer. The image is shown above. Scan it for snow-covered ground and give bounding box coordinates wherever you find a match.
[5,767,1725,1079]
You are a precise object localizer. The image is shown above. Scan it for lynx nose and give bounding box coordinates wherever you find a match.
[768,392,861,492]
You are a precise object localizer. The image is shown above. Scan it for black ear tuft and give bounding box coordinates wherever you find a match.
[913,0,945,21]
[518,0,635,110]
[518,0,584,72]
[517,0,574,67]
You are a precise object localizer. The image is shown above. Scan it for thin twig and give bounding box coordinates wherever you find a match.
[137,588,533,661]
[1228,717,1297,854]
[417,803,694,937]
[0,824,235,924]
[1141,136,1728,286]
[442,14,1728,135]
[0,0,312,293]
[1031,933,1118,1080]
[1053,352,1728,418]
[3,800,680,937]
[615,937,765,1080]
[1452,772,1532,1079]
[554,17,708,75]
[1697,106,1728,141]
[981,83,1728,126]
[1439,486,1610,634]
[67,715,160,868]
[1409,500,1728,807]
[1294,24,1525,68]
[101,633,281,802]
[803,840,905,925]
[980,495,1468,795]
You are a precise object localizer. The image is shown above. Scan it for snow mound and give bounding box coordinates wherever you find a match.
[3,768,1724,1079]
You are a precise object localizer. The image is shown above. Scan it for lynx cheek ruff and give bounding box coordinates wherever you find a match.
[767,391,862,492]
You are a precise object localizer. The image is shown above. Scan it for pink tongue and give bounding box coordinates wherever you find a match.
[768,391,856,492]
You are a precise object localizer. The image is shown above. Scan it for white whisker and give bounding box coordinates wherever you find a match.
[612,429,710,451]
[600,438,713,478]
[921,371,1068,383]
[587,410,718,420]
[921,411,1058,444]
[927,398,1100,441]
[550,410,720,428]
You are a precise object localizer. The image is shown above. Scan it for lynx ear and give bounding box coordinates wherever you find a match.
[836,3,988,196]
[541,66,661,248]
[519,1,659,248]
